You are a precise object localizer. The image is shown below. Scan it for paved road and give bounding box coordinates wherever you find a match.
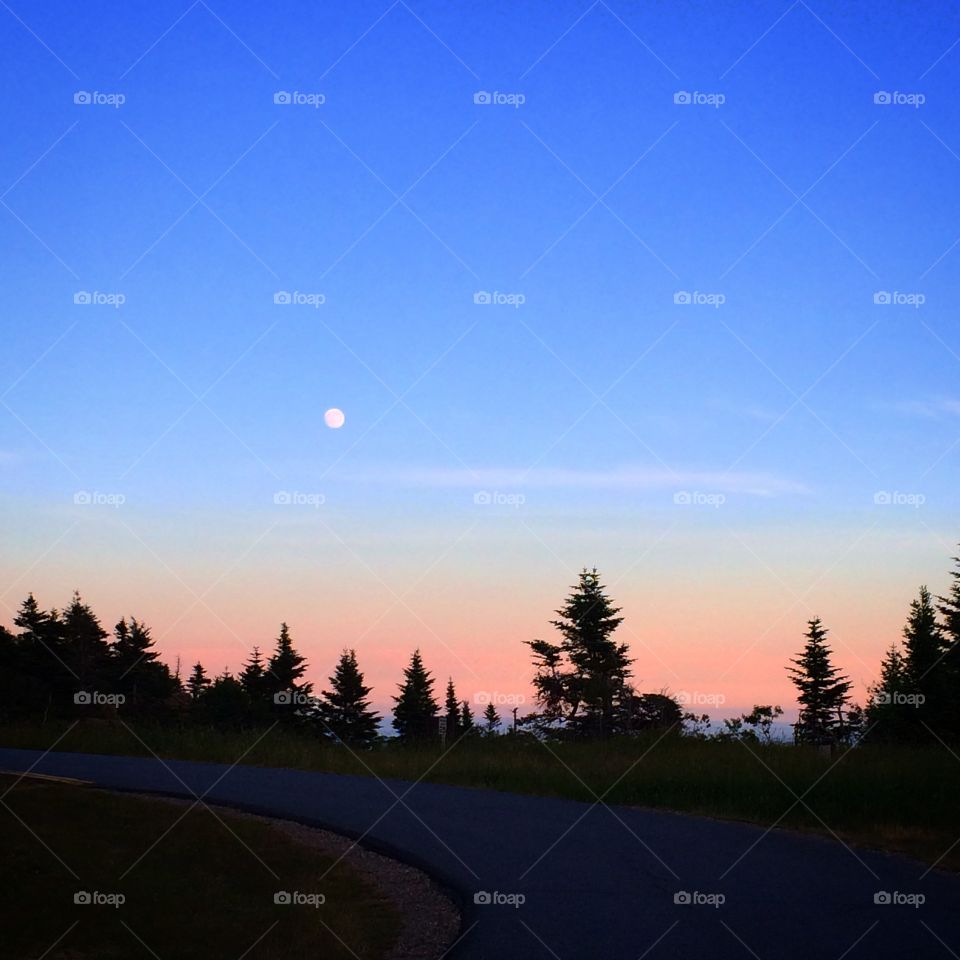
[1,747,957,959]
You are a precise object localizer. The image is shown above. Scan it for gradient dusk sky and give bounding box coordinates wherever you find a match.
[2,1,960,723]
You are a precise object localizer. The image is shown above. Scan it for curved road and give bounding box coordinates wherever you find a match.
[1,747,957,959]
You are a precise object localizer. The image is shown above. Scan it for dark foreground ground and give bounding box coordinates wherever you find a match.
[1,747,957,959]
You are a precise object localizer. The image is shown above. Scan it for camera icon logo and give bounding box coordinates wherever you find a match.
[473,91,491,104]
[274,691,293,705]
[273,291,292,304]
[74,291,91,305]
[673,91,691,104]
[274,891,292,904]
[473,491,491,505]
[674,891,692,904]
[474,891,492,904]
[873,291,891,305]
[673,291,691,305]
[273,491,292,505]
[74,891,92,904]
[874,891,891,904]
[74,91,91,105]
[74,691,92,705]
[673,491,692,505]
[273,91,291,105]
[473,291,492,305]
[873,91,891,105]
[873,491,891,505]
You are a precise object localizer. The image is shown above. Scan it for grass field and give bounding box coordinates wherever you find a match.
[0,769,401,960]
[2,720,959,873]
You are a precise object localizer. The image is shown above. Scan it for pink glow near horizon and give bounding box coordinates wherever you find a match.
[4,529,946,727]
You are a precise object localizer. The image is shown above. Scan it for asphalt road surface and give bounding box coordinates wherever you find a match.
[1,747,957,959]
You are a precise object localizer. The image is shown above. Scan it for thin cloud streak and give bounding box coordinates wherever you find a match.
[343,465,809,497]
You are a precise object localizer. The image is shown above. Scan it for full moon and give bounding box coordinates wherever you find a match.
[324,408,345,429]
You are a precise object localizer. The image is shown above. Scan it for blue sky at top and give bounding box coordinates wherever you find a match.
[2,2,960,710]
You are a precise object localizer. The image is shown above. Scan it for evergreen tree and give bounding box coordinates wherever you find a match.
[10,595,67,717]
[526,569,632,738]
[939,549,960,644]
[266,623,311,693]
[905,586,946,692]
[317,649,381,746]
[482,702,501,735]
[787,618,852,745]
[0,623,29,720]
[937,553,960,738]
[392,649,438,742]
[62,592,111,698]
[14,594,64,674]
[265,623,312,723]
[187,662,210,701]
[865,643,915,742]
[203,671,249,728]
[444,678,461,741]
[460,699,475,735]
[239,645,270,723]
[109,617,175,715]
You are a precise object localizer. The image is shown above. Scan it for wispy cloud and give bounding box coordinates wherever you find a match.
[344,465,808,497]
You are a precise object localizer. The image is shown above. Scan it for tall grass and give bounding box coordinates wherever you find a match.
[2,720,957,869]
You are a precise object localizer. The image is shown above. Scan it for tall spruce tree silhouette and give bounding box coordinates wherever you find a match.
[526,569,632,738]
[392,649,438,742]
[937,552,960,739]
[788,618,852,745]
[317,649,380,746]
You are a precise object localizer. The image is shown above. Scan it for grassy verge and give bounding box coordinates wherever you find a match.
[0,770,401,959]
[2,720,959,872]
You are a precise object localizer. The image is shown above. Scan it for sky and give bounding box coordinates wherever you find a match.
[2,0,960,725]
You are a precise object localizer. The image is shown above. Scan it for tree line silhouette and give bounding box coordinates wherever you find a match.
[2,545,960,747]
[0,597,504,746]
